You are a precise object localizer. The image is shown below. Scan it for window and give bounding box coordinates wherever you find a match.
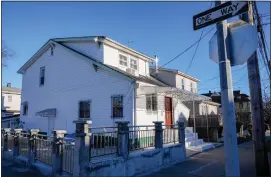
[190,82,193,92]
[23,102,28,115]
[40,67,45,86]
[119,54,128,67]
[181,79,185,90]
[130,58,138,70]
[8,95,12,102]
[111,95,124,118]
[79,100,90,119]
[146,94,157,111]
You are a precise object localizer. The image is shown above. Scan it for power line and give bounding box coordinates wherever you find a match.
[151,27,215,75]
[185,2,213,74]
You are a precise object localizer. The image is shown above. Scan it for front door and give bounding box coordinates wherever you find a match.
[165,97,173,126]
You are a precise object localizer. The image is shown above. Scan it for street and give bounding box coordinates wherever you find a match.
[145,141,256,177]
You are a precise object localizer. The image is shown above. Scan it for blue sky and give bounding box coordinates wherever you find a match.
[2,2,270,95]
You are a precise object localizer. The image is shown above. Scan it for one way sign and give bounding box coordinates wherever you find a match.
[193,2,248,30]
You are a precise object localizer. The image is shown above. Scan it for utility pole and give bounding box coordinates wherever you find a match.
[240,2,270,176]
[215,1,240,176]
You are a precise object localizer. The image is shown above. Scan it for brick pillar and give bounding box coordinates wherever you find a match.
[178,121,185,144]
[13,129,23,156]
[153,121,163,149]
[52,130,66,177]
[28,129,40,166]
[73,119,91,177]
[3,128,11,152]
[115,121,129,160]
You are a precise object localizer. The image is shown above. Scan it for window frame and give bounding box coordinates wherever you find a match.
[190,82,193,92]
[8,95,12,102]
[78,100,91,119]
[130,57,138,70]
[39,66,45,87]
[146,94,158,112]
[119,53,128,67]
[181,79,185,90]
[111,95,124,118]
[23,102,28,116]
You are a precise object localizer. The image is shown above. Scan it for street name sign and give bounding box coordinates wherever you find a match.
[193,1,248,30]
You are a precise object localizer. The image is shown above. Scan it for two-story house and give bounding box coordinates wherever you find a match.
[18,36,205,134]
[2,83,21,117]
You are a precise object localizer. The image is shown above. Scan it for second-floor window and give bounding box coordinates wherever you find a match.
[40,67,45,86]
[79,100,90,119]
[8,95,12,102]
[119,54,128,67]
[130,58,138,70]
[182,79,185,90]
[146,94,157,111]
[190,82,193,92]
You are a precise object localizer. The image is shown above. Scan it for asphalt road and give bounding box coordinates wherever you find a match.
[1,160,43,177]
[144,141,256,177]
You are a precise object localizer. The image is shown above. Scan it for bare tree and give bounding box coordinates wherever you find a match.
[2,44,14,67]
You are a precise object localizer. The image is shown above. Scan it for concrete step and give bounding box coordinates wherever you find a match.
[185,127,194,134]
[185,135,198,142]
[185,139,203,147]
[185,132,198,138]
[186,143,215,152]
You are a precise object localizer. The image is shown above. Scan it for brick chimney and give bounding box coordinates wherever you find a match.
[7,83,11,87]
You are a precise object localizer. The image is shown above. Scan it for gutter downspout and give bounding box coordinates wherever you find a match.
[133,82,137,127]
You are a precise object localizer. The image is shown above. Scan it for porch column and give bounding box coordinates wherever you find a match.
[73,119,91,177]
[153,121,163,149]
[28,129,40,166]
[115,121,130,161]
[52,130,66,177]
[13,129,23,156]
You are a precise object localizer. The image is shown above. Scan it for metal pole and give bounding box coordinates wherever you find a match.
[193,99,196,143]
[215,1,240,176]
[205,103,209,142]
[240,2,270,176]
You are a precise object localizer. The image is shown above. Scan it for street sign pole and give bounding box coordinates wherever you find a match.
[215,1,240,176]
[240,2,270,176]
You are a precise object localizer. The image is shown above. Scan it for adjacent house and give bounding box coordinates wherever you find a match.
[1,83,21,117]
[201,90,251,125]
[18,36,207,134]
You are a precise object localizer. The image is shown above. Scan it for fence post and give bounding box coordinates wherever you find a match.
[13,129,23,156]
[115,121,129,160]
[73,119,91,177]
[28,129,40,166]
[52,130,66,177]
[3,128,11,152]
[178,121,185,144]
[153,121,163,149]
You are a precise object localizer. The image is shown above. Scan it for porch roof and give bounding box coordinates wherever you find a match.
[140,86,211,101]
[35,108,56,117]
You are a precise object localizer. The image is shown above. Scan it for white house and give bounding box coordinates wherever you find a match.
[2,83,21,117]
[18,36,207,134]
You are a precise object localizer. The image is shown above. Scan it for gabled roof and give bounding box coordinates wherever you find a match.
[2,86,21,94]
[150,67,200,82]
[18,36,155,74]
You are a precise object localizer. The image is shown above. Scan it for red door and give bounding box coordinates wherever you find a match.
[165,97,173,127]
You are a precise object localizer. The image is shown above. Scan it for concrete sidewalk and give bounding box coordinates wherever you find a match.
[144,141,256,177]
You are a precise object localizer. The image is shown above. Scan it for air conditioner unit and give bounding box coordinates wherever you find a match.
[126,68,136,75]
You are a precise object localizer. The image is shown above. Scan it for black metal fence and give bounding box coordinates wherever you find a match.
[128,126,155,152]
[162,125,179,144]
[35,134,53,165]
[89,127,118,159]
[62,137,75,174]
[18,133,29,157]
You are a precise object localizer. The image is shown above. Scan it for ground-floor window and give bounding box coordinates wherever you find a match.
[79,100,91,119]
[111,95,124,118]
[146,94,157,111]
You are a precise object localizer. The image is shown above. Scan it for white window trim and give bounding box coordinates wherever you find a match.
[130,57,138,71]
[119,52,129,67]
